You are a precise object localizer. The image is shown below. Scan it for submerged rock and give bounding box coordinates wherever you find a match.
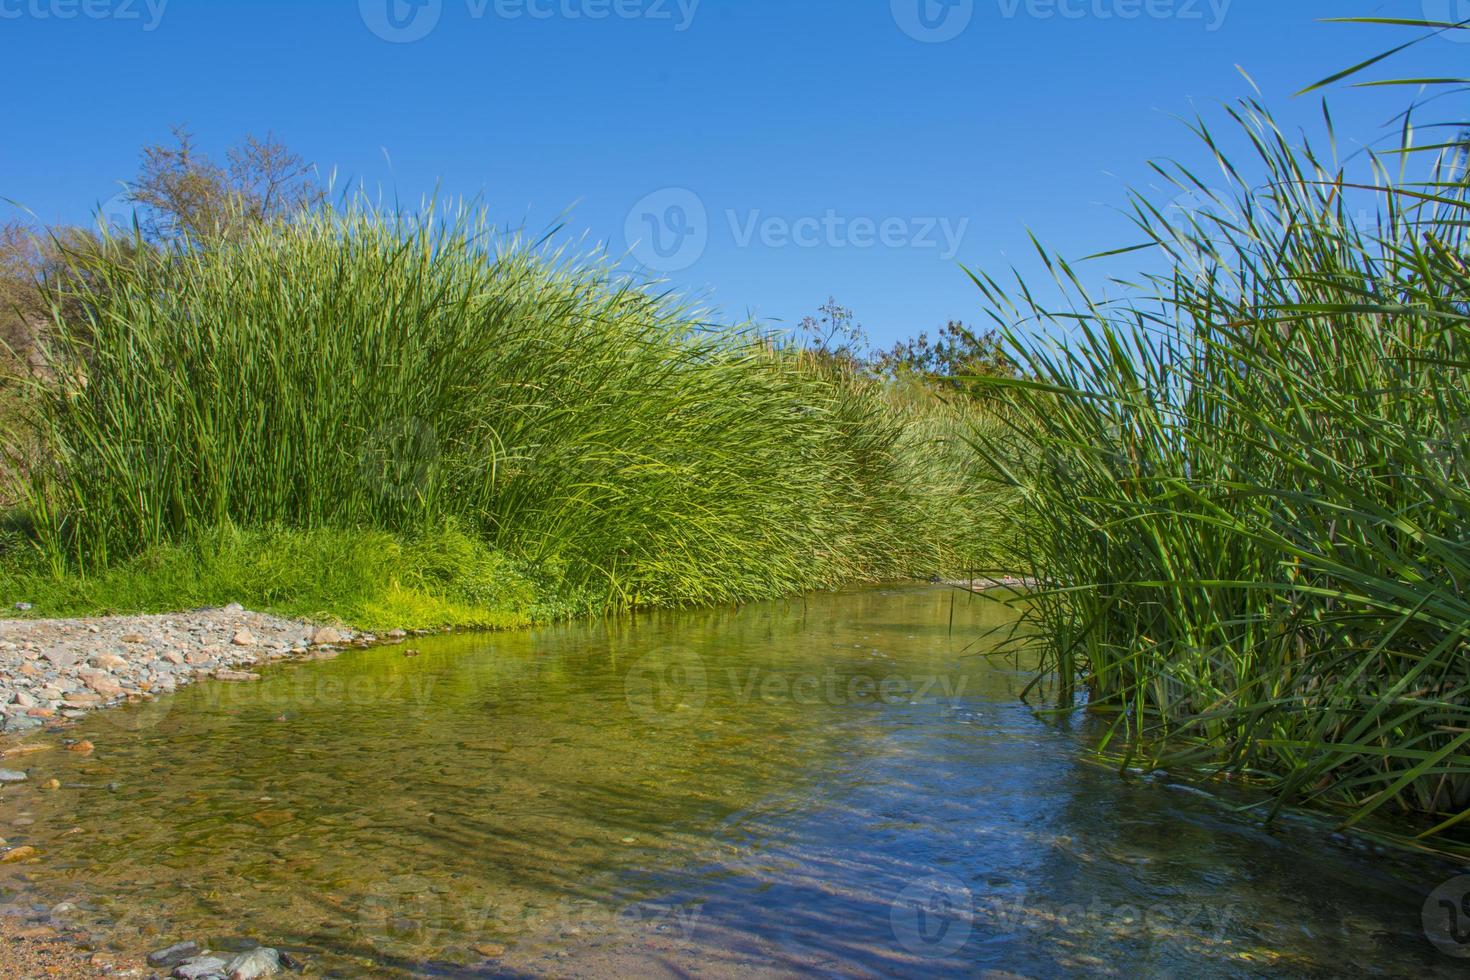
[224,946,282,979]
[0,769,27,782]
[172,955,229,979]
[147,940,201,968]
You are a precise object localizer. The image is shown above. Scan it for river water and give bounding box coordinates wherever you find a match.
[0,585,1463,977]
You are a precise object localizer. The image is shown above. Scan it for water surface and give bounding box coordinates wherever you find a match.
[0,585,1462,977]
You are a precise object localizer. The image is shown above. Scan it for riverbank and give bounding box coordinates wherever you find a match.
[0,913,147,978]
[0,607,379,737]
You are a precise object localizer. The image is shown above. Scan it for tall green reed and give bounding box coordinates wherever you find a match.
[976,97,1470,851]
[14,205,1002,609]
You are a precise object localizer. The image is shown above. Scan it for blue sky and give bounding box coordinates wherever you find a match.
[1,1,1462,347]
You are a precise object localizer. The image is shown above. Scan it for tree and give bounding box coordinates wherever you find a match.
[128,126,323,242]
[875,319,1019,393]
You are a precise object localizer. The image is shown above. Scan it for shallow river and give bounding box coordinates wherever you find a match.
[0,585,1465,977]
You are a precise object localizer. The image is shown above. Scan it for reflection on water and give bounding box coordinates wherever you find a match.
[0,585,1463,977]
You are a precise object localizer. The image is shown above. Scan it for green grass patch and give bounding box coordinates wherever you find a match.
[0,521,592,631]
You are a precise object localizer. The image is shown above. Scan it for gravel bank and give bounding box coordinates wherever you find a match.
[0,607,364,736]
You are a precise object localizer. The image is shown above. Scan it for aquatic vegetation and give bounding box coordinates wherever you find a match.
[3,206,1007,617]
[976,96,1470,851]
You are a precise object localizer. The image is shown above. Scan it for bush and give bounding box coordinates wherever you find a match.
[11,205,1008,613]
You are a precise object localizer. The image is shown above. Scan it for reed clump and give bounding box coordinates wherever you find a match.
[6,206,1003,616]
[978,98,1470,852]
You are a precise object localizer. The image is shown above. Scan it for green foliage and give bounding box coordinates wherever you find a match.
[9,204,1007,619]
[975,96,1470,852]
[874,319,1020,393]
[0,522,544,631]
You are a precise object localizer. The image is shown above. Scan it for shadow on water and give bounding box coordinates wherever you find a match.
[0,585,1464,977]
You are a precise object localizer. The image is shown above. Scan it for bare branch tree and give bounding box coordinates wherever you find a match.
[128,126,323,243]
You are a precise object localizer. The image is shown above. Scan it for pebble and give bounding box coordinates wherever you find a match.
[1,846,37,862]
[475,942,508,958]
[172,954,229,979]
[0,769,26,782]
[147,942,201,968]
[0,611,363,732]
[66,740,94,754]
[224,946,282,979]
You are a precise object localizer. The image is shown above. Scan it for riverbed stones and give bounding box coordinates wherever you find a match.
[0,610,360,731]
[1,846,36,862]
[147,941,201,968]
[309,626,343,646]
[172,954,229,979]
[0,769,26,782]
[79,670,122,697]
[223,946,282,979]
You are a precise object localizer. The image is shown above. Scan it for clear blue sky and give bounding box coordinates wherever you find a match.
[1,1,1460,347]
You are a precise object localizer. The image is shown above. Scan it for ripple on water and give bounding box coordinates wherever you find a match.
[0,585,1463,977]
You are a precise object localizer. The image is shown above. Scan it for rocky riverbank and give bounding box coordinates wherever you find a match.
[0,607,424,977]
[0,607,368,735]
